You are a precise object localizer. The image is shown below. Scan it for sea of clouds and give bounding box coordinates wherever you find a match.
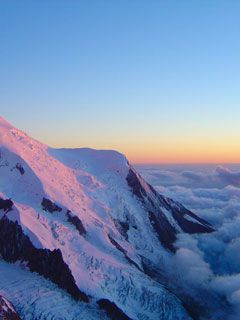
[137,164,240,319]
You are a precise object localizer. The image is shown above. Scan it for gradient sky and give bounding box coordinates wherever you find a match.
[1,1,240,163]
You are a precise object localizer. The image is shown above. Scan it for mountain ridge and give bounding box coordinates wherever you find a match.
[0,117,214,320]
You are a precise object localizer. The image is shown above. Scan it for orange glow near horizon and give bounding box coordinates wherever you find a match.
[46,133,240,165]
[126,146,240,164]
[126,139,240,164]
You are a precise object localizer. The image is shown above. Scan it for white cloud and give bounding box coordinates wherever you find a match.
[138,164,240,319]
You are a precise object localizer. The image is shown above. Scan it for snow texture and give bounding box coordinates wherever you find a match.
[0,117,213,319]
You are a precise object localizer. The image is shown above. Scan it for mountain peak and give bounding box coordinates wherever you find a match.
[0,117,15,144]
[0,116,14,131]
[0,118,214,320]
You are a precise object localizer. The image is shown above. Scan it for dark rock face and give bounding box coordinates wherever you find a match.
[148,211,177,252]
[126,169,147,200]
[97,299,132,320]
[66,211,86,236]
[126,168,214,251]
[168,201,214,234]
[0,295,21,320]
[15,163,24,175]
[113,219,130,240]
[41,198,62,213]
[0,197,13,213]
[0,216,88,302]
[108,235,142,271]
[126,169,178,251]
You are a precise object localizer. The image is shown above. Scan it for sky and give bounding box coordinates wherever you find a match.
[0,0,240,164]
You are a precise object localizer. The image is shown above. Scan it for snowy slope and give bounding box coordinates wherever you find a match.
[0,260,107,320]
[0,117,214,319]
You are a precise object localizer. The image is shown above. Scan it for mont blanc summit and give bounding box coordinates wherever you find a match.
[0,117,213,320]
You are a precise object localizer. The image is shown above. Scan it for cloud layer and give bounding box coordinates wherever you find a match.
[138,164,240,319]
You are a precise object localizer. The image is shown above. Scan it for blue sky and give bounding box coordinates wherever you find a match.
[1,1,240,163]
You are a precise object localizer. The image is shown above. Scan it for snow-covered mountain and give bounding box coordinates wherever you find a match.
[0,117,214,320]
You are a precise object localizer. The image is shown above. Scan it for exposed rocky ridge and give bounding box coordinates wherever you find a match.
[15,163,24,175]
[0,197,13,213]
[66,210,86,236]
[0,295,20,320]
[126,168,214,251]
[41,197,62,213]
[0,215,88,302]
[108,234,142,271]
[97,299,132,320]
